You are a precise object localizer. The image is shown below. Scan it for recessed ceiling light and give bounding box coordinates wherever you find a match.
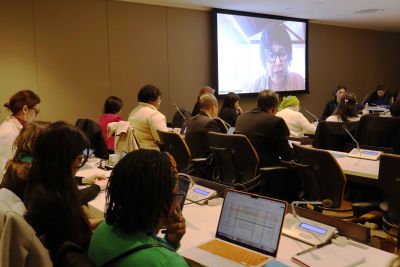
[354,9,384,14]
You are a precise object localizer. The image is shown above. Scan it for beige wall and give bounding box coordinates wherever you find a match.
[1,0,400,124]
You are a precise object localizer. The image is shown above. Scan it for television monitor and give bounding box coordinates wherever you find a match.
[213,9,309,96]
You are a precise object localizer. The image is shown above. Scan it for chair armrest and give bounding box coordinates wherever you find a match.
[259,166,288,173]
[191,158,208,163]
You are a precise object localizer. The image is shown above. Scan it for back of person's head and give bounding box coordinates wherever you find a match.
[25,121,91,250]
[278,95,300,111]
[138,84,161,103]
[103,96,123,114]
[260,23,292,67]
[257,89,279,112]
[198,86,215,97]
[1,121,49,200]
[199,93,218,111]
[106,150,176,234]
[4,90,40,115]
[334,92,358,122]
[221,92,240,109]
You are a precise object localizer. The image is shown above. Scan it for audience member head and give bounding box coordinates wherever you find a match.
[257,89,279,114]
[4,90,40,123]
[25,121,91,251]
[278,95,300,111]
[375,84,385,97]
[1,121,49,200]
[334,85,347,103]
[221,92,240,110]
[198,86,215,97]
[105,150,178,235]
[333,92,358,122]
[103,96,123,114]
[138,84,162,109]
[199,93,218,118]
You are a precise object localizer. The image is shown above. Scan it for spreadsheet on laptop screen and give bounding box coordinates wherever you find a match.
[217,191,286,254]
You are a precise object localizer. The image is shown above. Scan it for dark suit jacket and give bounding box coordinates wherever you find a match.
[185,111,226,158]
[235,108,293,167]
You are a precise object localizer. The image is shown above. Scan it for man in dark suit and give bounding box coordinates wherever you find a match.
[185,93,226,159]
[236,89,293,167]
[236,90,298,201]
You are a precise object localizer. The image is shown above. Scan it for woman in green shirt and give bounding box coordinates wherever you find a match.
[89,150,188,267]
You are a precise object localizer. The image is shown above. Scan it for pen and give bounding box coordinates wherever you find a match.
[296,241,329,256]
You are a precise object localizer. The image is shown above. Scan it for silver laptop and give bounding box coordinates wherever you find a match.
[184,189,287,266]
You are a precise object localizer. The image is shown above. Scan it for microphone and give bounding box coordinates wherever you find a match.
[291,199,333,219]
[301,107,319,123]
[174,103,188,122]
[360,93,370,106]
[342,124,361,157]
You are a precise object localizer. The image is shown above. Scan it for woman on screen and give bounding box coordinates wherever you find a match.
[249,23,304,92]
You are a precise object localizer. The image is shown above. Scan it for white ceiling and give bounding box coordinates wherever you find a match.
[119,0,400,33]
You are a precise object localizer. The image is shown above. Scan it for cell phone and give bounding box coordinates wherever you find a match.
[177,176,191,210]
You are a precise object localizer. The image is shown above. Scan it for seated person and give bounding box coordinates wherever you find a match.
[276,96,316,138]
[326,92,359,122]
[24,121,94,260]
[89,150,188,267]
[191,86,215,116]
[365,85,393,107]
[128,84,168,150]
[185,93,227,159]
[0,90,40,178]
[218,92,243,127]
[320,85,347,120]
[99,96,123,152]
[236,89,293,167]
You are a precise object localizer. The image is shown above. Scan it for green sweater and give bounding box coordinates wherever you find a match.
[89,221,189,267]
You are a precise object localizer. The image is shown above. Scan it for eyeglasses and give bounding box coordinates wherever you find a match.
[78,153,89,168]
[30,107,40,115]
[265,49,289,63]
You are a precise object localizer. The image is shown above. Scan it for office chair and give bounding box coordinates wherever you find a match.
[378,154,400,247]
[313,121,359,152]
[207,132,288,192]
[356,115,400,154]
[156,130,208,175]
[292,143,380,220]
[171,108,192,129]
[75,119,108,159]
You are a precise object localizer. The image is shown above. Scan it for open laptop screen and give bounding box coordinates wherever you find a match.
[216,190,287,257]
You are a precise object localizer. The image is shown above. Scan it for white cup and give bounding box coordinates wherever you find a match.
[108,154,119,165]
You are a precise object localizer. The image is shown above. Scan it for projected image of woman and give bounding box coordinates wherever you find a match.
[250,23,304,92]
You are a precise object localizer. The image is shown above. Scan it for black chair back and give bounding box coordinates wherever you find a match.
[207,132,258,186]
[75,119,108,159]
[313,121,359,152]
[293,143,346,208]
[157,130,191,172]
[357,115,400,154]
[171,108,192,129]
[378,154,400,226]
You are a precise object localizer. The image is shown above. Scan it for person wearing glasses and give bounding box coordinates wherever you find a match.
[0,90,40,179]
[89,150,188,267]
[128,84,168,150]
[24,121,96,261]
[250,23,304,92]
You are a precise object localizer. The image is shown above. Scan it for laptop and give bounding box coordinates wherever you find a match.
[184,189,287,266]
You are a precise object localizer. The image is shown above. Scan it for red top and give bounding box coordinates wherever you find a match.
[98,113,123,150]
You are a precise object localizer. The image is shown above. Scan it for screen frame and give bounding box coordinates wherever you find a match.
[212,8,309,97]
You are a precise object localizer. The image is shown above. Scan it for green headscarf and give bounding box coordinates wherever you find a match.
[279,95,300,111]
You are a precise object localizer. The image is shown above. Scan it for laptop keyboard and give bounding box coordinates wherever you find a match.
[199,239,268,266]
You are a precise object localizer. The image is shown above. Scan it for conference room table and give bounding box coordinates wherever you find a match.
[79,159,395,267]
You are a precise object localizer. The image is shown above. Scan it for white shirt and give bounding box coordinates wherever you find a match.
[276,107,316,138]
[128,102,168,150]
[0,116,23,180]
[326,115,360,122]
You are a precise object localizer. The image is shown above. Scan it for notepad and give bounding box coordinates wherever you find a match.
[292,243,366,267]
